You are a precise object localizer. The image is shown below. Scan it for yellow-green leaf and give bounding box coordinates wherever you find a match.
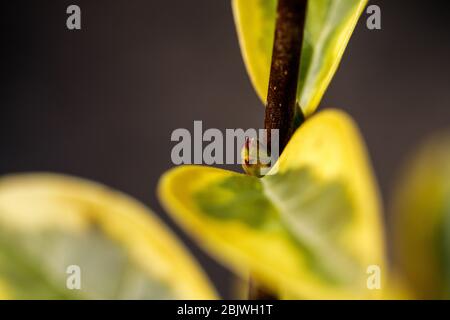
[0,174,217,300]
[233,0,367,116]
[159,109,386,299]
[392,134,450,299]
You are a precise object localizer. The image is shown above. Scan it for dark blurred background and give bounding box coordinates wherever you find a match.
[1,0,450,298]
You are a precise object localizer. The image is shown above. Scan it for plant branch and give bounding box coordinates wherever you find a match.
[264,0,307,153]
[249,0,307,300]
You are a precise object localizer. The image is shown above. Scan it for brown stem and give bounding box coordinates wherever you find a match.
[264,0,307,152]
[248,278,278,300]
[249,0,308,300]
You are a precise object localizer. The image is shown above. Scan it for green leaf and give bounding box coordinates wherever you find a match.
[0,174,217,299]
[159,109,386,299]
[233,0,367,116]
[392,134,450,299]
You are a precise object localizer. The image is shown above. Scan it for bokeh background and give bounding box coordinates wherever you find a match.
[2,0,450,298]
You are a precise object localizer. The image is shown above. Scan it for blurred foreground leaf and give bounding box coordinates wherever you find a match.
[392,134,450,299]
[232,0,367,116]
[0,174,217,299]
[159,110,386,299]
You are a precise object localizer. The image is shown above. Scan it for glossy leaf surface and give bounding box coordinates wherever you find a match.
[233,0,367,116]
[159,109,385,299]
